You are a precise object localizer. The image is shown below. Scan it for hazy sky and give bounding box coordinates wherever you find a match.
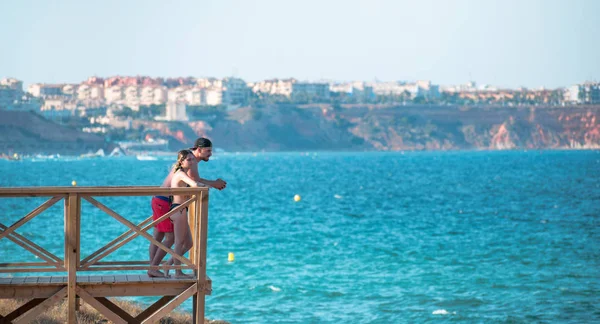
[1,0,598,88]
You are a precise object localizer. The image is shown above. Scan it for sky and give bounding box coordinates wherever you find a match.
[1,0,599,88]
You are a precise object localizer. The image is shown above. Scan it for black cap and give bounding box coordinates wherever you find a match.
[189,137,212,150]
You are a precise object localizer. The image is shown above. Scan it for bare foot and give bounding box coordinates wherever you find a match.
[147,269,165,278]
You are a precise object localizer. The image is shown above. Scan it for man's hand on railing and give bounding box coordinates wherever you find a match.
[209,179,227,190]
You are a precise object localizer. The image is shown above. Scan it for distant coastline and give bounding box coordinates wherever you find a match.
[1,104,599,156]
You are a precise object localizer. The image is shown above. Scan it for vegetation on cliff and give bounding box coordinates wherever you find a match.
[145,104,600,151]
[2,105,599,154]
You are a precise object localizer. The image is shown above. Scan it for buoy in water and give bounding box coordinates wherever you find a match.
[228,252,235,262]
[71,180,77,186]
[294,194,301,202]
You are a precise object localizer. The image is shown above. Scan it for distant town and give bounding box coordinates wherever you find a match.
[1,76,599,157]
[2,76,600,120]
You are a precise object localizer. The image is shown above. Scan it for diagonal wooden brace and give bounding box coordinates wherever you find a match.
[0,196,63,242]
[82,196,194,268]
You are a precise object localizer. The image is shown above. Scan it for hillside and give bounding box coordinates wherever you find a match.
[0,111,109,154]
[2,105,599,154]
[142,104,600,151]
[337,105,600,150]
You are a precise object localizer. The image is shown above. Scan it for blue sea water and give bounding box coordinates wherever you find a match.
[1,150,599,323]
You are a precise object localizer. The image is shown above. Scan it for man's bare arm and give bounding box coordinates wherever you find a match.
[187,167,227,190]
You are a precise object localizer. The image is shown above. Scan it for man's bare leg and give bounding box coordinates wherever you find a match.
[148,229,166,277]
[148,232,174,277]
[149,229,164,262]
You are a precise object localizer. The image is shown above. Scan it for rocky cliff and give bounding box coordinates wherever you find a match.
[2,105,599,154]
[338,105,600,151]
[151,104,600,151]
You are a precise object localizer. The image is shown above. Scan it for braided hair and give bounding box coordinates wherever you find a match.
[173,149,193,173]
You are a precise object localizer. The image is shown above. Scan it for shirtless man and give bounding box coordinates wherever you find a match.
[148,137,227,277]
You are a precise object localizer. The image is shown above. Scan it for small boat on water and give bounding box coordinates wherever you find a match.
[136,155,158,161]
[0,153,21,161]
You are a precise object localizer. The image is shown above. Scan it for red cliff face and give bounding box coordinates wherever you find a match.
[324,105,600,151]
[4,105,599,154]
[489,123,517,149]
[140,105,600,151]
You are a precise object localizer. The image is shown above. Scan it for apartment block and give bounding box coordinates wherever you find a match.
[250,78,296,98]
[185,87,203,105]
[28,84,64,97]
[203,88,223,106]
[165,101,188,121]
[223,78,250,105]
[330,81,374,101]
[566,82,600,104]
[292,82,331,102]
[140,86,167,105]
[104,85,124,104]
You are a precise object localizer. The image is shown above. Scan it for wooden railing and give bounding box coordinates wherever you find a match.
[0,186,211,324]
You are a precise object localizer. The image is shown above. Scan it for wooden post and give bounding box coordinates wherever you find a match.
[66,193,79,323]
[188,195,197,265]
[75,195,81,311]
[194,190,209,323]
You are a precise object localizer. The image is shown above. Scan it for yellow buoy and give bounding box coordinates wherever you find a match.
[228,252,235,262]
[71,180,77,186]
[294,194,301,202]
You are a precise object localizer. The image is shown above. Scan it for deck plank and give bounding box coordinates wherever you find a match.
[126,274,142,283]
[24,277,39,284]
[11,277,26,284]
[89,276,103,283]
[102,275,116,283]
[114,275,128,282]
[0,277,13,284]
[50,276,66,284]
[37,277,52,284]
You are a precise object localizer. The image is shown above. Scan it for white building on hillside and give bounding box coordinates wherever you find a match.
[140,86,167,105]
[104,86,124,104]
[1,78,23,92]
[185,87,203,105]
[369,80,440,99]
[250,78,296,98]
[77,84,104,101]
[0,78,41,111]
[566,82,600,104]
[203,88,223,106]
[291,82,331,102]
[197,78,223,89]
[223,78,250,105]
[28,84,64,97]
[165,101,188,121]
[124,85,141,110]
[168,86,188,103]
[329,81,374,101]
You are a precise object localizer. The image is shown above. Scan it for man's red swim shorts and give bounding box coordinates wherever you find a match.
[151,196,173,233]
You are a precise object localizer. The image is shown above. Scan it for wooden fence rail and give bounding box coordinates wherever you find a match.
[0,186,211,324]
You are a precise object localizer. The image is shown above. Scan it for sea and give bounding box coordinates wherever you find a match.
[1,150,599,323]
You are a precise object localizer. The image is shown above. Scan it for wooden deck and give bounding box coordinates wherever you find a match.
[0,274,211,298]
[0,186,212,324]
